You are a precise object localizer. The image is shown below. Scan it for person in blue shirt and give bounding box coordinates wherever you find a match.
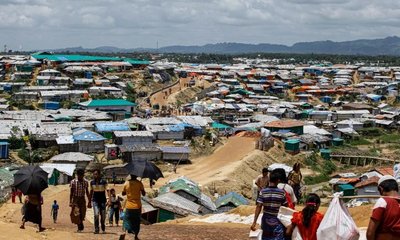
[51,200,59,223]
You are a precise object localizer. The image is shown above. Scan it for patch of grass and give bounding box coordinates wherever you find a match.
[378,133,400,144]
[304,174,331,185]
[359,127,384,137]
[304,153,320,172]
[348,138,371,146]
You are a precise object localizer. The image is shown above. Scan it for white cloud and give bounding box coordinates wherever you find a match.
[0,0,399,50]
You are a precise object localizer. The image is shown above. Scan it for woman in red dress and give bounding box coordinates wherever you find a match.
[286,193,323,240]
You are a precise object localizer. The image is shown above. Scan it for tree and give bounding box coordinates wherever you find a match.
[8,135,25,149]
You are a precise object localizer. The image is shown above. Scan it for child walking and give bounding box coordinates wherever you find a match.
[108,189,122,227]
[51,200,59,223]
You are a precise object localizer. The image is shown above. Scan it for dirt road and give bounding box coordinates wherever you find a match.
[150,77,191,107]
[0,184,248,240]
[160,136,256,186]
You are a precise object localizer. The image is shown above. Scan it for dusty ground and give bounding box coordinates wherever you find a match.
[156,136,257,187]
[0,185,248,240]
[0,185,371,240]
[1,135,375,240]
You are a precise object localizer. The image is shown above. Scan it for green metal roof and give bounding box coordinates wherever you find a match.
[338,184,355,190]
[32,54,121,62]
[211,122,232,130]
[159,178,201,198]
[31,54,150,65]
[286,139,300,144]
[125,58,150,65]
[215,192,249,208]
[80,99,136,107]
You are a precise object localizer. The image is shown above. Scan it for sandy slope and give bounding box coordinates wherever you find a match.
[159,136,256,186]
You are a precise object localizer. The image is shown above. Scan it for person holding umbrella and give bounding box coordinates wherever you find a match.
[120,160,163,240]
[13,165,48,232]
[120,175,146,240]
[69,168,91,232]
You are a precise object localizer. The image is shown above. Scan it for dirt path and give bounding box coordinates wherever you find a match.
[158,136,256,186]
[150,77,191,108]
[353,70,360,84]
[0,184,248,240]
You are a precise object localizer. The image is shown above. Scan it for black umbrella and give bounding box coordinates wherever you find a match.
[13,165,48,195]
[124,160,164,181]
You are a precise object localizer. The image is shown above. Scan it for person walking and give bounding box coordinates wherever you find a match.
[276,168,297,208]
[288,163,302,201]
[256,167,270,191]
[255,167,269,199]
[108,188,122,227]
[20,194,45,232]
[286,194,323,240]
[367,175,400,240]
[120,175,146,240]
[251,169,288,240]
[51,200,59,223]
[17,189,23,203]
[69,168,90,232]
[112,171,117,186]
[89,169,109,234]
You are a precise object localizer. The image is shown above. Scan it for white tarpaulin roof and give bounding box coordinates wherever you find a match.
[40,163,76,176]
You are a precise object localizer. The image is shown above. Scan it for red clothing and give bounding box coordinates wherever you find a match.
[371,197,400,237]
[291,211,324,240]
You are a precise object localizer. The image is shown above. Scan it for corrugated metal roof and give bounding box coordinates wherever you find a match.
[160,146,190,154]
[200,193,217,211]
[50,152,94,162]
[141,197,158,213]
[113,131,154,138]
[153,192,201,214]
[142,117,182,126]
[119,144,160,153]
[176,116,212,127]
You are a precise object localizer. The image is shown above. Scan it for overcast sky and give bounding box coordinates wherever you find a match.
[1,0,399,50]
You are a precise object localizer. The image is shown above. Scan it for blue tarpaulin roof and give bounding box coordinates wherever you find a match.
[94,122,130,132]
[73,128,106,141]
[168,124,185,132]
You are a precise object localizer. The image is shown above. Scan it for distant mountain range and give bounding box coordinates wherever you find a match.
[44,36,400,55]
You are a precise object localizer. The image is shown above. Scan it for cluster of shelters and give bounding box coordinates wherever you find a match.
[0,53,149,108]
[142,177,248,223]
[329,166,400,204]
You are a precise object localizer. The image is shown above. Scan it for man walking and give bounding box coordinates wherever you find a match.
[120,175,146,240]
[367,175,400,240]
[255,167,269,199]
[69,168,90,232]
[89,169,109,234]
